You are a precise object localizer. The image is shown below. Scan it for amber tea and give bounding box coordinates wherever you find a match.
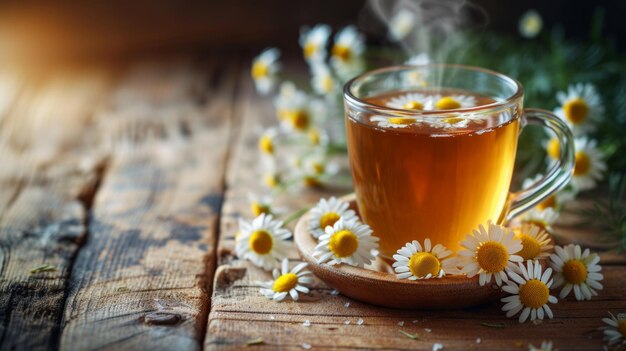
[346,89,520,257]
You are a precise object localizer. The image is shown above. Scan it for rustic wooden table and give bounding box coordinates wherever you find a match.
[0,57,624,351]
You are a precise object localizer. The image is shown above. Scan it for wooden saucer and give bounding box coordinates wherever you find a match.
[294,194,503,309]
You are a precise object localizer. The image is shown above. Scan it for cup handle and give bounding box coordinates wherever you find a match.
[506,108,575,222]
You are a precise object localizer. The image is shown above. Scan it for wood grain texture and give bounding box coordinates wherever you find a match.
[59,60,237,351]
[206,64,626,350]
[0,69,112,350]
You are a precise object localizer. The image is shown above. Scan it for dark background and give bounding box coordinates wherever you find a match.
[0,0,624,64]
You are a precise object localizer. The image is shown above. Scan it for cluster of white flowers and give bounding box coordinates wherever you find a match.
[520,82,608,231]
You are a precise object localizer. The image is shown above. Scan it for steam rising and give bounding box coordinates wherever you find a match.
[366,0,487,63]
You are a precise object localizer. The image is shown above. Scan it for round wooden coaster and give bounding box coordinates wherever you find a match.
[293,194,504,309]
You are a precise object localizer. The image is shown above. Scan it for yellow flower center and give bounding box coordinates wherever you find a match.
[319,212,341,230]
[402,100,424,110]
[272,273,298,292]
[332,44,352,61]
[251,62,268,79]
[258,135,274,154]
[618,319,626,336]
[308,129,320,145]
[328,230,359,258]
[476,241,509,273]
[388,117,415,125]
[248,230,273,254]
[515,233,541,260]
[251,202,271,217]
[264,174,279,188]
[322,76,334,93]
[435,96,461,110]
[526,220,548,232]
[442,117,464,125]
[563,98,589,124]
[518,279,549,309]
[562,260,588,284]
[312,162,325,174]
[304,176,320,187]
[537,195,557,210]
[523,16,542,34]
[408,252,441,278]
[304,43,317,59]
[286,111,310,131]
[574,151,591,176]
[547,138,560,160]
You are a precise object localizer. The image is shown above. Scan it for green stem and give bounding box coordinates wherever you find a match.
[283,207,309,225]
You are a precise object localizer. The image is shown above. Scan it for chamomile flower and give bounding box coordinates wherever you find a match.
[386,92,435,111]
[258,127,278,155]
[554,83,604,135]
[248,193,273,216]
[570,137,606,191]
[457,222,524,286]
[434,95,476,110]
[310,63,338,96]
[313,218,379,267]
[300,24,331,62]
[529,341,556,351]
[521,207,560,232]
[602,312,626,345]
[392,239,456,280]
[501,260,557,323]
[258,258,313,301]
[236,213,291,270]
[513,224,553,261]
[550,244,603,300]
[251,48,281,94]
[428,114,486,129]
[299,153,339,188]
[522,175,576,211]
[388,11,416,41]
[519,10,543,39]
[308,197,357,239]
[331,26,366,81]
[370,115,419,129]
[274,82,313,132]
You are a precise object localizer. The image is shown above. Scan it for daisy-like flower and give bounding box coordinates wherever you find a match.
[258,127,278,155]
[529,341,556,351]
[522,175,576,211]
[310,63,338,96]
[434,95,476,110]
[300,24,331,63]
[274,82,313,132]
[299,153,340,188]
[553,83,604,135]
[602,312,626,346]
[308,197,357,239]
[388,11,416,41]
[331,26,366,81]
[457,222,523,286]
[236,213,291,270]
[521,207,560,232]
[512,224,553,261]
[248,193,273,217]
[370,115,419,129]
[392,239,456,280]
[550,244,603,300]
[570,137,606,192]
[519,10,543,39]
[258,258,313,301]
[501,260,558,323]
[427,113,486,130]
[251,48,281,95]
[313,218,379,267]
[386,92,435,111]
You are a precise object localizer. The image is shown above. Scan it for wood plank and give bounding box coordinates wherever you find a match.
[59,59,238,351]
[0,69,113,350]
[206,62,626,350]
